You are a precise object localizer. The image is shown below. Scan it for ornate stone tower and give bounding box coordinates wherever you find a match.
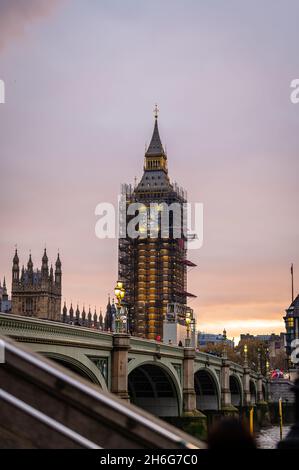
[11,249,62,320]
[118,109,196,340]
[284,294,299,365]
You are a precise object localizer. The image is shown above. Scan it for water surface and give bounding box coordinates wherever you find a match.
[256,425,290,449]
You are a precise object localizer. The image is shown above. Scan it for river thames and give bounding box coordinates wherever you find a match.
[256,426,291,448]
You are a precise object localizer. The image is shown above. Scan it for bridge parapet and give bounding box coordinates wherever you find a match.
[0,313,113,351]
[130,337,183,359]
[195,351,223,368]
[229,362,244,375]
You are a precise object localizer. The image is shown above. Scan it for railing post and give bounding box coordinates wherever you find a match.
[256,349,265,404]
[111,333,130,400]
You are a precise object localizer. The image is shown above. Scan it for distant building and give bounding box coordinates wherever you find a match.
[240,333,281,342]
[240,332,285,350]
[198,330,234,348]
[240,331,286,364]
[0,277,11,313]
[163,302,196,346]
[284,294,299,364]
[11,249,62,321]
[268,333,286,360]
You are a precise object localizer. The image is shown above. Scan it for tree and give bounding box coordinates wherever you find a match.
[270,348,287,371]
[236,339,269,375]
[198,342,242,364]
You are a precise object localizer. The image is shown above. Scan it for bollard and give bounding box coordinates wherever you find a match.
[249,407,254,435]
[278,397,283,441]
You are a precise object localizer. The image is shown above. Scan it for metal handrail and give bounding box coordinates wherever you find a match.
[3,338,199,449]
[0,388,101,449]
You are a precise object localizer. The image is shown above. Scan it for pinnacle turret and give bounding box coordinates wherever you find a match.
[145,107,165,158]
[27,254,33,271]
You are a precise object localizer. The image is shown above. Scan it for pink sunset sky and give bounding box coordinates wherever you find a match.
[0,0,298,341]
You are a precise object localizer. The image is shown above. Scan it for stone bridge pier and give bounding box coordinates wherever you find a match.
[220,351,235,412]
[111,334,130,401]
[182,347,197,415]
[0,314,270,439]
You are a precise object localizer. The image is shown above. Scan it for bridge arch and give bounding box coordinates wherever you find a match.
[229,374,243,406]
[128,361,181,417]
[41,351,108,390]
[250,379,257,405]
[194,368,221,411]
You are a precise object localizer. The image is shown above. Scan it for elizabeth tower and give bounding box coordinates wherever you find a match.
[118,109,196,340]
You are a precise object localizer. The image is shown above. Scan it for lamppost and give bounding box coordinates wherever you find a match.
[244,344,248,367]
[120,308,128,333]
[265,346,270,377]
[185,311,192,347]
[266,359,270,378]
[257,347,261,374]
[114,281,125,333]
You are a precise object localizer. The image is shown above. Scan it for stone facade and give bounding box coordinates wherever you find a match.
[0,277,11,313]
[11,249,62,321]
[269,378,295,403]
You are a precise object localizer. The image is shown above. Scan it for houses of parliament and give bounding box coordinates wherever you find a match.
[8,247,116,329]
[5,110,196,340]
[11,249,62,320]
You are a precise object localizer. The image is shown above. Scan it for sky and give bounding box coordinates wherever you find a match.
[0,0,298,341]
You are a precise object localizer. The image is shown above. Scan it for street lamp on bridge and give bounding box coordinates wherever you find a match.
[244,344,248,367]
[114,281,126,333]
[185,310,192,347]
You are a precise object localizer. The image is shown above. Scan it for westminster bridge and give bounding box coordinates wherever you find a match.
[0,313,269,425]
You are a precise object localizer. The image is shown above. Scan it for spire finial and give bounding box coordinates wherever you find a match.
[291,263,294,303]
[13,247,19,264]
[145,106,165,158]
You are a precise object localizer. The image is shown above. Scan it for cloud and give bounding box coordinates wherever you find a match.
[0,0,63,51]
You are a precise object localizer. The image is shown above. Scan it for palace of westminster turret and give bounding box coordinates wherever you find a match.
[11,249,62,321]
[7,247,120,331]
